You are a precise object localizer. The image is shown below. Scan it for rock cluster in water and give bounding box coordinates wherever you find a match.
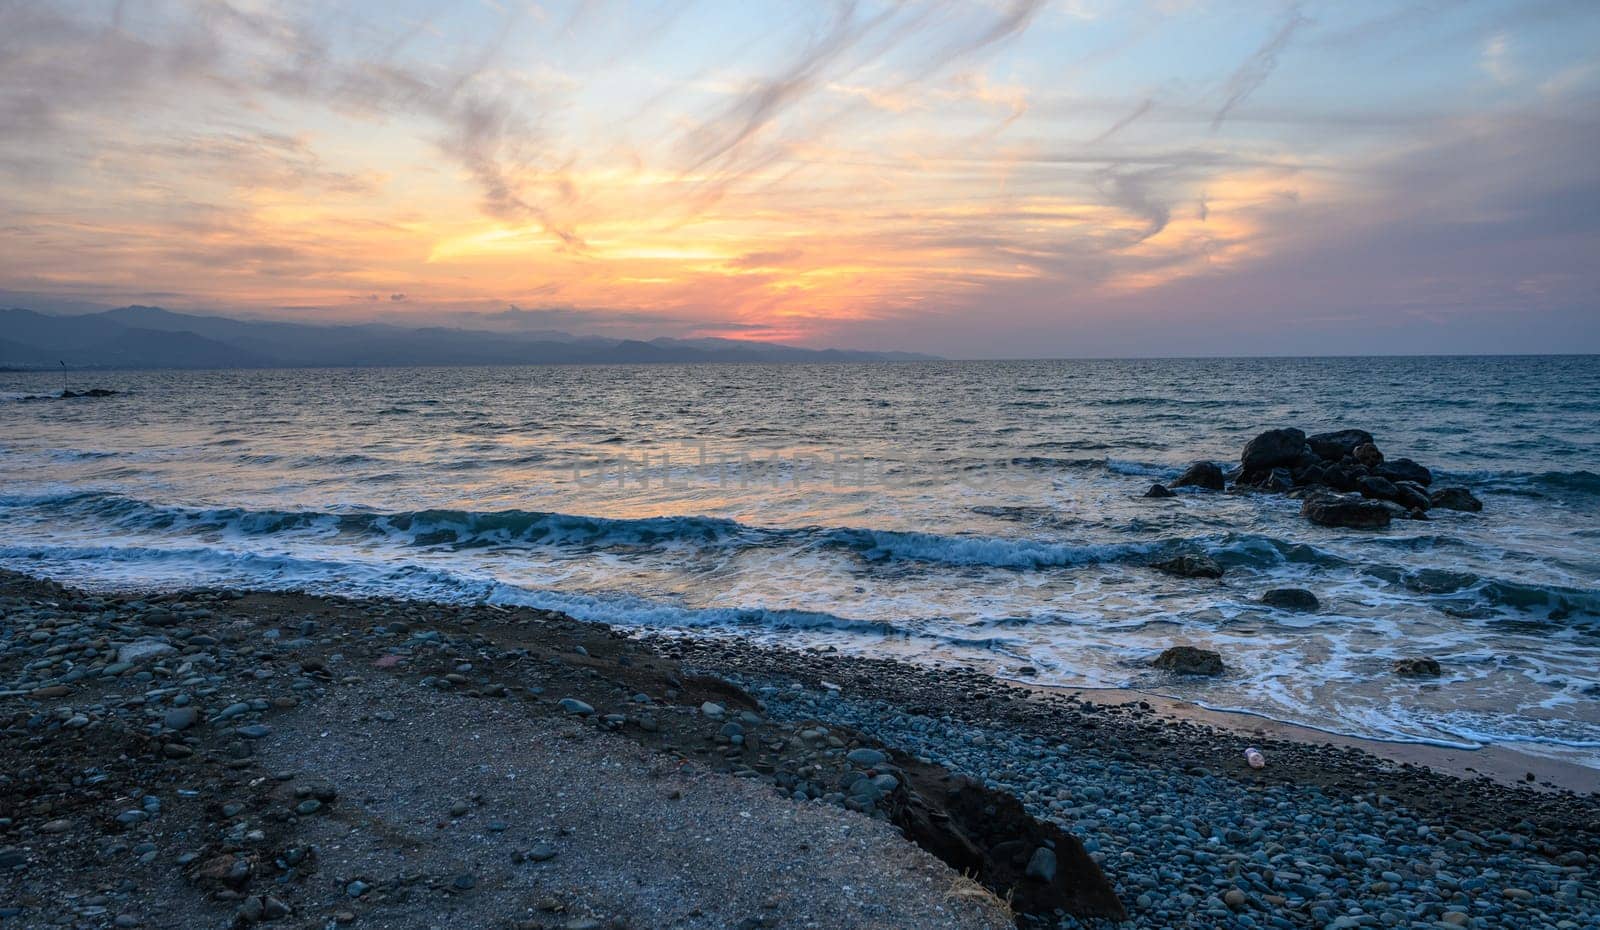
[1160,428,1484,528]
[19,388,120,401]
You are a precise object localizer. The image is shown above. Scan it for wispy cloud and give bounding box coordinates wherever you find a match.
[1212,4,1310,130]
[1481,32,1514,84]
[0,0,1596,354]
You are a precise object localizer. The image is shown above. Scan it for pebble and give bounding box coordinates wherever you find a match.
[526,843,558,862]
[845,748,887,767]
[163,707,199,730]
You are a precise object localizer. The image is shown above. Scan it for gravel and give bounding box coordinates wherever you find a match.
[731,676,1598,930]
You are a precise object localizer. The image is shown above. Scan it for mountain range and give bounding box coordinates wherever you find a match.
[0,307,930,369]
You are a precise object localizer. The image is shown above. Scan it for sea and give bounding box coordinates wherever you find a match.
[3,357,1598,767]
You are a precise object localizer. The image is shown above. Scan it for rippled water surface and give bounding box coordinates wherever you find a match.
[3,358,1598,764]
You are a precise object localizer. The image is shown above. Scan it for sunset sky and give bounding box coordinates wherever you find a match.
[2,0,1597,356]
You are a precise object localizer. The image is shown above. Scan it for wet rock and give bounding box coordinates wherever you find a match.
[558,698,595,715]
[1301,494,1392,529]
[1172,461,1225,491]
[1430,487,1483,512]
[1259,467,1295,493]
[1143,483,1175,498]
[1353,442,1385,468]
[1378,457,1433,487]
[1358,475,1401,501]
[1152,646,1224,676]
[1390,480,1433,511]
[1152,552,1223,579]
[1261,588,1320,612]
[1395,657,1442,678]
[1240,428,1307,473]
[1306,429,1373,461]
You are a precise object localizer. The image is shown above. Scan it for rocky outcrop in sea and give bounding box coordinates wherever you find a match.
[1156,428,1485,529]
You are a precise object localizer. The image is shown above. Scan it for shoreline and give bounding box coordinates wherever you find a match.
[2,569,1596,930]
[1023,684,1599,794]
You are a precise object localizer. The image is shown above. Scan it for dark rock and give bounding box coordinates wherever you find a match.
[1395,657,1442,678]
[1390,480,1432,511]
[1240,428,1307,473]
[1172,461,1225,491]
[1143,483,1175,498]
[1262,589,1320,612]
[1353,442,1385,468]
[1430,487,1483,512]
[1320,465,1361,492]
[1358,475,1401,501]
[525,843,558,862]
[1378,457,1433,487]
[887,759,1125,921]
[1152,552,1223,579]
[1306,429,1373,461]
[1026,846,1057,883]
[1152,646,1225,676]
[1301,495,1392,529]
[1294,462,1328,486]
[1261,467,1295,493]
[163,707,199,731]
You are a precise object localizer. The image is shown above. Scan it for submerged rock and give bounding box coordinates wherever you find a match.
[1152,646,1224,676]
[1394,657,1442,678]
[1152,552,1223,579]
[1262,588,1320,612]
[1142,483,1175,498]
[1301,494,1392,529]
[1172,461,1225,491]
[1430,487,1483,512]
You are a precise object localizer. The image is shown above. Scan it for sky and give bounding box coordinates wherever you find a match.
[1,0,1597,357]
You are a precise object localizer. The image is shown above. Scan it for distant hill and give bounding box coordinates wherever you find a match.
[0,307,933,369]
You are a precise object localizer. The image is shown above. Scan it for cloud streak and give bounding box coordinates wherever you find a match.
[1212,4,1310,130]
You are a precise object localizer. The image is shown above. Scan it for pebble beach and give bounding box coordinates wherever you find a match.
[1,569,1594,929]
